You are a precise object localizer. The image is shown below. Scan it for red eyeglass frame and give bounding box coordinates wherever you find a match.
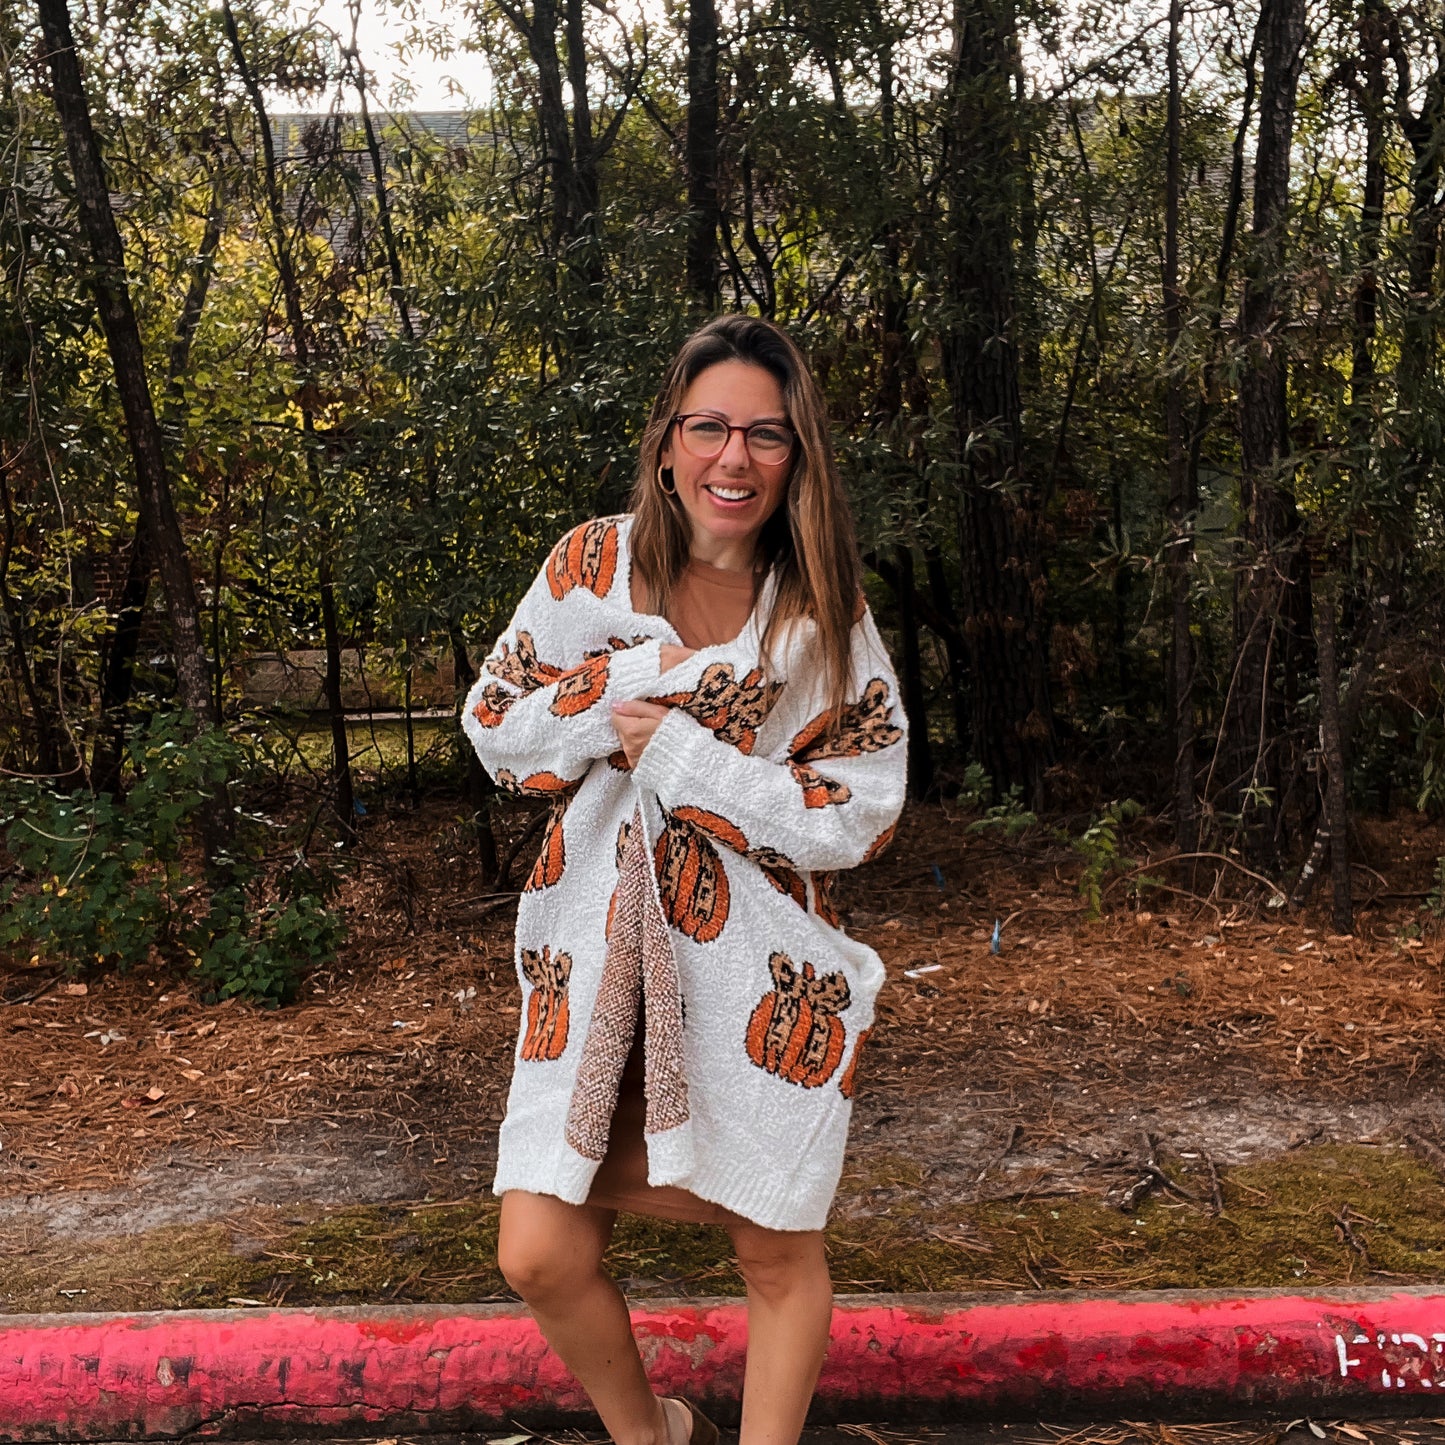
[671,413,798,465]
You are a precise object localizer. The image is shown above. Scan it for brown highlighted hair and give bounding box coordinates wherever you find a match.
[628,315,862,720]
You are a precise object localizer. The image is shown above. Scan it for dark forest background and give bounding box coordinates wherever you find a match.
[5,0,1445,996]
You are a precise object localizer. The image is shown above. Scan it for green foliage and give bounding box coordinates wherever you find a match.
[960,764,1039,838]
[1426,858,1445,918]
[0,714,343,1003]
[1069,799,1146,920]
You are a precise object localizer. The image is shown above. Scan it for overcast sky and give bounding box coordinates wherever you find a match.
[279,0,488,112]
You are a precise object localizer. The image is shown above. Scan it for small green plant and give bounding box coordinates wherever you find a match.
[1427,857,1445,917]
[959,765,1038,838]
[0,712,344,1003]
[1070,798,1145,919]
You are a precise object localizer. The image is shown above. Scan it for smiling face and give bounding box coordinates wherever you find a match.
[660,359,794,561]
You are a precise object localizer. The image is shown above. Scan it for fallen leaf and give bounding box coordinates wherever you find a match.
[194,1020,217,1038]
[145,1086,165,1102]
[63,983,88,996]
[180,1069,204,1082]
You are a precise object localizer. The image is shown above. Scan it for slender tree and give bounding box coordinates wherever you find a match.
[684,0,721,309]
[35,0,215,731]
[939,0,1055,802]
[1222,0,1310,865]
[221,0,356,844]
[1163,0,1197,852]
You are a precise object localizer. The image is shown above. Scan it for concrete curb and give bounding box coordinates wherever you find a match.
[3,1288,1445,1440]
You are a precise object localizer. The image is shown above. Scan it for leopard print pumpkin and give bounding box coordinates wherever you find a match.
[745,951,852,1088]
[786,678,903,808]
[838,1026,870,1098]
[519,945,572,1061]
[546,519,619,600]
[651,662,784,754]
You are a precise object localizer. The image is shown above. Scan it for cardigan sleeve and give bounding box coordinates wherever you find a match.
[460,563,663,789]
[631,611,908,871]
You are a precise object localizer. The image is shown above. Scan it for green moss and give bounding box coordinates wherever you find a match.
[824,1144,1445,1293]
[7,1145,1444,1314]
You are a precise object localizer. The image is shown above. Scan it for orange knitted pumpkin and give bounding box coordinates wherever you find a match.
[838,1027,870,1098]
[651,662,784,754]
[863,822,897,862]
[495,771,579,894]
[654,807,744,943]
[811,871,842,927]
[546,519,619,600]
[520,946,572,1061]
[470,681,514,729]
[786,677,903,809]
[487,631,563,692]
[745,952,852,1088]
[749,846,807,909]
[550,653,610,717]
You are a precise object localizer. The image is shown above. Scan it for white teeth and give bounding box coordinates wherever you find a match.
[708,486,753,500]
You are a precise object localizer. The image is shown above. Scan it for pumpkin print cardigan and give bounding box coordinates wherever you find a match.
[461,514,908,1231]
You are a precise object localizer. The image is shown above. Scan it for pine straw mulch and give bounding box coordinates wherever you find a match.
[1,798,1444,1201]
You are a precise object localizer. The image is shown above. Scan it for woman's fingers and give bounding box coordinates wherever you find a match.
[611,705,664,768]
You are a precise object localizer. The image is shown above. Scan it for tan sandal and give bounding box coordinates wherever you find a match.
[665,1396,720,1445]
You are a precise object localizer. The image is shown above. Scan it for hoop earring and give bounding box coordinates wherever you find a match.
[658,466,677,495]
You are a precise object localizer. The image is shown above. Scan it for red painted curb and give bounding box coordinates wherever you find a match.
[1,1289,1444,1440]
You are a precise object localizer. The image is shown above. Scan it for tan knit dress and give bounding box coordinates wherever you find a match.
[584,559,759,1223]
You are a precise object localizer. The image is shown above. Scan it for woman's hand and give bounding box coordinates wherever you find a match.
[659,644,696,673]
[612,699,672,768]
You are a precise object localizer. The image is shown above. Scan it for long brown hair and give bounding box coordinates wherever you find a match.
[628,315,862,719]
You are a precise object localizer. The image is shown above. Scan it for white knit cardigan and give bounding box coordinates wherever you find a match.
[461,514,908,1231]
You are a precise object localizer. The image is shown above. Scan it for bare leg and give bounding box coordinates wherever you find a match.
[725,1218,834,1445]
[498,1191,671,1445]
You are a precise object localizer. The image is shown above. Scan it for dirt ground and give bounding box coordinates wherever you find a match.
[3,798,1445,1312]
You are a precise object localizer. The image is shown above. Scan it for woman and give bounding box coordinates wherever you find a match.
[461,315,907,1445]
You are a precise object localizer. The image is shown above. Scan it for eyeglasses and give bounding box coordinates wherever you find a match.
[672,413,797,466]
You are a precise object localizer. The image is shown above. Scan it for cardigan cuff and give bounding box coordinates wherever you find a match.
[605,637,663,702]
[631,703,706,798]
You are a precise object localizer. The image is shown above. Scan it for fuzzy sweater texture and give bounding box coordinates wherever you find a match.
[460,514,908,1230]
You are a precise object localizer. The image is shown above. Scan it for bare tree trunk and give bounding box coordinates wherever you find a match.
[92,168,225,794]
[1389,12,1445,445]
[449,624,499,884]
[1289,594,1386,907]
[940,0,1054,802]
[1350,0,1387,425]
[1314,578,1353,933]
[347,16,416,344]
[1223,0,1310,867]
[893,545,934,798]
[684,0,720,309]
[36,0,214,730]
[871,28,934,797]
[221,0,356,843]
[221,0,355,843]
[1163,0,1197,853]
[0,465,69,776]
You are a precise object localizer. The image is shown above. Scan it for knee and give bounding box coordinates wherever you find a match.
[497,1217,604,1305]
[732,1231,829,1304]
[498,1234,592,1304]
